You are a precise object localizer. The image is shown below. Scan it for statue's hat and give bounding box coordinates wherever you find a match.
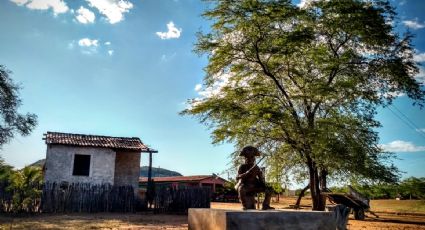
[239,146,261,157]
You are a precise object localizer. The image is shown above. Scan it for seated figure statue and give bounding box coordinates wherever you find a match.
[235,146,274,210]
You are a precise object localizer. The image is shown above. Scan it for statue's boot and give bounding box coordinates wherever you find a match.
[261,190,275,210]
[261,205,275,210]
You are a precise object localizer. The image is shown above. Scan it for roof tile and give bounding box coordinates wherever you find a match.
[45,132,156,152]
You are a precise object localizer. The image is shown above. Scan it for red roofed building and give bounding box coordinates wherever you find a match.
[139,175,227,193]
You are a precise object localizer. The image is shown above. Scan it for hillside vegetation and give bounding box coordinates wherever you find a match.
[140,166,182,177]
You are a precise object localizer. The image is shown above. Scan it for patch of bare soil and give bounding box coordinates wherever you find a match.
[0,213,188,230]
[348,213,425,230]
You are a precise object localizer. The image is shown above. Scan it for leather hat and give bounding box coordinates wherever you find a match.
[239,146,260,157]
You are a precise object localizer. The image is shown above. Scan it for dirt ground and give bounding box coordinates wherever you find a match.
[1,202,424,229]
[0,213,188,230]
[348,213,425,230]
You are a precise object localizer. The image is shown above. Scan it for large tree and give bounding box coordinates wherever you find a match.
[0,65,37,147]
[183,0,424,210]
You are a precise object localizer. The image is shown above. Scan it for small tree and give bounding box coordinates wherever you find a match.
[0,156,13,182]
[7,166,43,213]
[399,177,425,200]
[0,157,14,211]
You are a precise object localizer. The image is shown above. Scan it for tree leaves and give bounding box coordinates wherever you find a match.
[0,65,37,147]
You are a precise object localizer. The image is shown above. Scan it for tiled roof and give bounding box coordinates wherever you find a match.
[139,175,227,183]
[44,132,157,152]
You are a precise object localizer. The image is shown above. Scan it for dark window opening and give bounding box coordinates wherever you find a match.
[73,154,91,176]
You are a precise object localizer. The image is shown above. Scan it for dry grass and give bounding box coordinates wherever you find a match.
[370,199,425,214]
[1,198,424,229]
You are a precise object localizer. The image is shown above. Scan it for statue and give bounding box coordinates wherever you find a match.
[235,146,274,210]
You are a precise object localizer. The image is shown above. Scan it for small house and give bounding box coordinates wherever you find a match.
[43,131,156,190]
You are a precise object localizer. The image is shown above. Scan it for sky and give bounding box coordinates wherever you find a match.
[0,0,424,186]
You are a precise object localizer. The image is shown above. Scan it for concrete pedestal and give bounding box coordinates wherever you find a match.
[188,208,337,230]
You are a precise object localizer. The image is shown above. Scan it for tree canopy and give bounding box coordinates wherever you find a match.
[183,0,425,210]
[0,65,37,147]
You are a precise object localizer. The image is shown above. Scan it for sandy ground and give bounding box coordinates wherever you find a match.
[1,202,424,229]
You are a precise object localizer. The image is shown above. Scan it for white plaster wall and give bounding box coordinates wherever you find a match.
[44,145,116,185]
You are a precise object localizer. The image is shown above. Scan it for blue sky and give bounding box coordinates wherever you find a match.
[0,0,424,184]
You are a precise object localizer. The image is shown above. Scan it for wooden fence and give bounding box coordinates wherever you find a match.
[1,182,211,214]
[154,186,211,214]
[41,183,138,213]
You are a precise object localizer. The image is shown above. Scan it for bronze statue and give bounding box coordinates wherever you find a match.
[235,146,274,210]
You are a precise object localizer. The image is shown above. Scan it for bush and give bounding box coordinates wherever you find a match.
[5,166,43,213]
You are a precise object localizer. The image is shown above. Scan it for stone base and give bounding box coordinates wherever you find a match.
[188,208,337,230]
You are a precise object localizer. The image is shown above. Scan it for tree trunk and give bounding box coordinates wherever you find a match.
[319,169,328,191]
[295,184,309,207]
[319,169,328,210]
[307,157,325,211]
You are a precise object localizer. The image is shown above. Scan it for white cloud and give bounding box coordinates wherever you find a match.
[416,128,425,133]
[10,0,69,15]
[75,6,95,24]
[194,84,202,92]
[297,0,321,8]
[414,52,425,62]
[10,0,27,5]
[188,71,251,109]
[416,67,425,84]
[381,140,425,152]
[160,53,176,62]
[70,38,114,56]
[197,72,232,99]
[403,19,425,30]
[67,40,76,49]
[86,0,133,24]
[78,38,98,47]
[156,21,182,40]
[381,91,405,99]
[297,0,309,8]
[77,38,99,55]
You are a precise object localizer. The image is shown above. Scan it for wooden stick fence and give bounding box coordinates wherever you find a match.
[1,182,211,214]
[0,182,141,213]
[154,186,211,214]
[41,183,136,213]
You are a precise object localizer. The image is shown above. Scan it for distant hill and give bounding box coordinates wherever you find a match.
[30,159,45,167]
[30,159,182,177]
[140,166,182,177]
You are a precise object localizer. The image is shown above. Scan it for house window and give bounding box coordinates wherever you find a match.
[73,154,91,176]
